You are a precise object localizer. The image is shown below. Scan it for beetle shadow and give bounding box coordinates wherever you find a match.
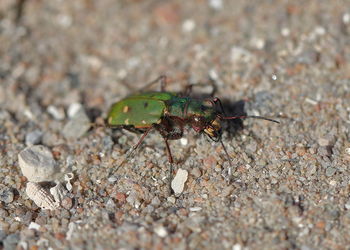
[217,99,246,137]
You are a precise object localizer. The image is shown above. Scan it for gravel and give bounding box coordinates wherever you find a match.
[0,0,349,249]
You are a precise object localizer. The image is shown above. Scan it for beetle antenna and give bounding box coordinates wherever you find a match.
[221,115,280,123]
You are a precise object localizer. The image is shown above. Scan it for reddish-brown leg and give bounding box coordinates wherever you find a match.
[109,126,153,177]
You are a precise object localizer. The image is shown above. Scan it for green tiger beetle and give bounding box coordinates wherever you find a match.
[107,75,279,187]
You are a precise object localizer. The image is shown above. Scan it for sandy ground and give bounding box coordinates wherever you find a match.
[0,0,350,249]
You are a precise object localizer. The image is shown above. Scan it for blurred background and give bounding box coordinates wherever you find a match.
[0,0,349,249]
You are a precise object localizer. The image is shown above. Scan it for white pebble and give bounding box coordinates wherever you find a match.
[154,225,168,237]
[26,182,59,210]
[345,148,350,155]
[66,222,77,240]
[208,0,223,10]
[28,222,41,230]
[182,19,196,32]
[67,103,83,118]
[171,169,188,194]
[47,105,65,120]
[189,207,202,212]
[18,145,58,182]
[250,37,265,50]
[232,244,242,250]
[180,138,188,146]
[281,27,290,37]
[167,196,176,203]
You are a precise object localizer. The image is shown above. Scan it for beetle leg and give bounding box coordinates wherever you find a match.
[164,138,174,194]
[219,139,234,183]
[182,80,217,97]
[110,126,153,177]
[131,126,153,151]
[212,97,228,116]
[164,138,174,163]
[136,75,167,93]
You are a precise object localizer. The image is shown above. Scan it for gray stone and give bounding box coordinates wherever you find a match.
[25,129,43,146]
[62,106,91,139]
[18,145,58,182]
[325,167,337,177]
[0,185,14,203]
[3,233,19,250]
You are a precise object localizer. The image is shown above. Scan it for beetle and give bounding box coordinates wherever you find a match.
[107,75,279,182]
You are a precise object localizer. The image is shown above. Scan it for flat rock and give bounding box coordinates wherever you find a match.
[18,145,58,182]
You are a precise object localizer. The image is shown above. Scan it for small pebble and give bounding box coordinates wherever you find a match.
[189,207,202,212]
[18,145,58,182]
[61,197,73,210]
[9,222,20,232]
[154,225,168,237]
[345,200,350,210]
[325,167,336,177]
[345,148,350,155]
[62,106,91,139]
[220,186,234,197]
[182,19,196,33]
[67,103,83,118]
[108,176,118,182]
[180,138,188,146]
[0,185,14,203]
[343,13,350,24]
[0,208,9,217]
[171,169,188,194]
[115,192,126,203]
[318,138,330,147]
[167,196,176,203]
[208,0,223,10]
[28,222,41,230]
[151,196,161,206]
[25,129,43,146]
[191,167,201,178]
[47,105,65,120]
[0,230,6,241]
[3,233,20,250]
[233,244,242,250]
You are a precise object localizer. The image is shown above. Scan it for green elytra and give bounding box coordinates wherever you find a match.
[107,92,216,129]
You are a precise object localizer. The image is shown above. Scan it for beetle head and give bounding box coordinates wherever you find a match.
[203,117,222,142]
